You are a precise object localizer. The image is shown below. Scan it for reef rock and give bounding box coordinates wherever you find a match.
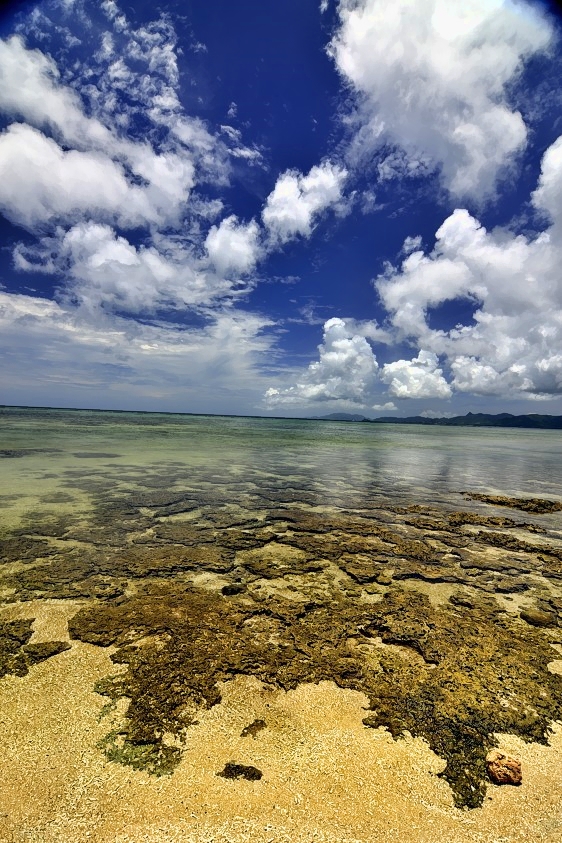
[486,750,522,785]
[520,608,557,628]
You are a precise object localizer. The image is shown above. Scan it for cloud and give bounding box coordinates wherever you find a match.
[0,124,155,230]
[372,402,397,412]
[0,33,219,222]
[376,210,485,338]
[269,133,562,409]
[262,161,347,244]
[0,7,267,329]
[374,134,562,399]
[420,410,456,418]
[205,215,261,276]
[381,350,452,399]
[532,135,562,227]
[0,5,354,414]
[0,35,111,147]
[329,0,554,201]
[0,290,274,412]
[19,222,254,315]
[265,317,378,406]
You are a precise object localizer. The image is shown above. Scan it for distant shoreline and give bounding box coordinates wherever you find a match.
[314,411,562,429]
[1,405,561,429]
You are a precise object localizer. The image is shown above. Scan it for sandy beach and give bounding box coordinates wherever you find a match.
[1,600,562,843]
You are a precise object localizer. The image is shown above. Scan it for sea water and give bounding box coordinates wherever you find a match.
[1,407,561,534]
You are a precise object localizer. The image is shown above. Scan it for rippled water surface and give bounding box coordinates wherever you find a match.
[1,408,561,527]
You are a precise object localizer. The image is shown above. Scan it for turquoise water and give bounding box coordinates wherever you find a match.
[1,408,561,532]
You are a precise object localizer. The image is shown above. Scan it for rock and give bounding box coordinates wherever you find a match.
[465,493,562,514]
[221,583,245,596]
[486,750,522,785]
[240,718,266,738]
[23,641,71,664]
[520,608,557,628]
[217,762,263,781]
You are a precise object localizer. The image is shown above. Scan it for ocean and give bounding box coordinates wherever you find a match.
[2,407,562,532]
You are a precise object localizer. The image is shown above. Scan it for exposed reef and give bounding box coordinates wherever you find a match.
[0,618,70,678]
[69,580,562,808]
[2,464,562,810]
[464,493,562,514]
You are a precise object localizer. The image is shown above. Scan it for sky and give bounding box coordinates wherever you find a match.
[1,0,562,418]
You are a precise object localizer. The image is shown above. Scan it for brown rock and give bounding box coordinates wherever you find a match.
[520,608,557,628]
[486,750,522,785]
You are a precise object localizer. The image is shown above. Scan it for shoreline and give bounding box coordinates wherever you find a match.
[1,412,562,840]
[1,616,562,843]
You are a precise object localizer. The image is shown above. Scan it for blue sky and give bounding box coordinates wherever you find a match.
[0,0,562,417]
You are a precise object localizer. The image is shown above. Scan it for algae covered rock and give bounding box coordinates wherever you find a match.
[0,619,71,677]
[217,762,263,780]
[520,608,557,628]
[464,493,562,514]
[69,582,562,809]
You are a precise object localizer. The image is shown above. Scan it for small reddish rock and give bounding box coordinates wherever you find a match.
[486,750,522,785]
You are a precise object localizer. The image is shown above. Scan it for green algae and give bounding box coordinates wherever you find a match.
[97,729,182,775]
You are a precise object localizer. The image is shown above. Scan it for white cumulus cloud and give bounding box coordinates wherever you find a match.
[374,134,562,399]
[0,124,155,230]
[265,317,378,406]
[205,215,261,276]
[262,161,347,244]
[381,350,452,399]
[329,0,554,201]
[372,402,397,412]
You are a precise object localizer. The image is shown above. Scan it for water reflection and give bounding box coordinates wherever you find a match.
[0,409,561,528]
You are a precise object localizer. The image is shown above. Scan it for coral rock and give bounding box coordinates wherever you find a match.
[486,750,522,785]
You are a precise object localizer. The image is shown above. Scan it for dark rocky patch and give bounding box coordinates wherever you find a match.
[23,640,71,664]
[222,583,246,596]
[0,449,60,458]
[519,608,557,628]
[0,619,34,677]
[0,536,55,564]
[0,619,70,677]
[447,512,541,532]
[465,494,562,514]
[39,492,76,504]
[72,452,121,459]
[217,762,263,781]
[240,718,266,738]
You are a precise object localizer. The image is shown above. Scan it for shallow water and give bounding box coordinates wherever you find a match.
[1,407,561,530]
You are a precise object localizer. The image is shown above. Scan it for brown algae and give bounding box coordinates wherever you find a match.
[2,471,562,810]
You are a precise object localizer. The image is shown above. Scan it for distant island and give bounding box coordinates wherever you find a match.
[316,412,562,429]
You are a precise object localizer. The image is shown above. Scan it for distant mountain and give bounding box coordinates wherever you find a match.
[370,412,562,429]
